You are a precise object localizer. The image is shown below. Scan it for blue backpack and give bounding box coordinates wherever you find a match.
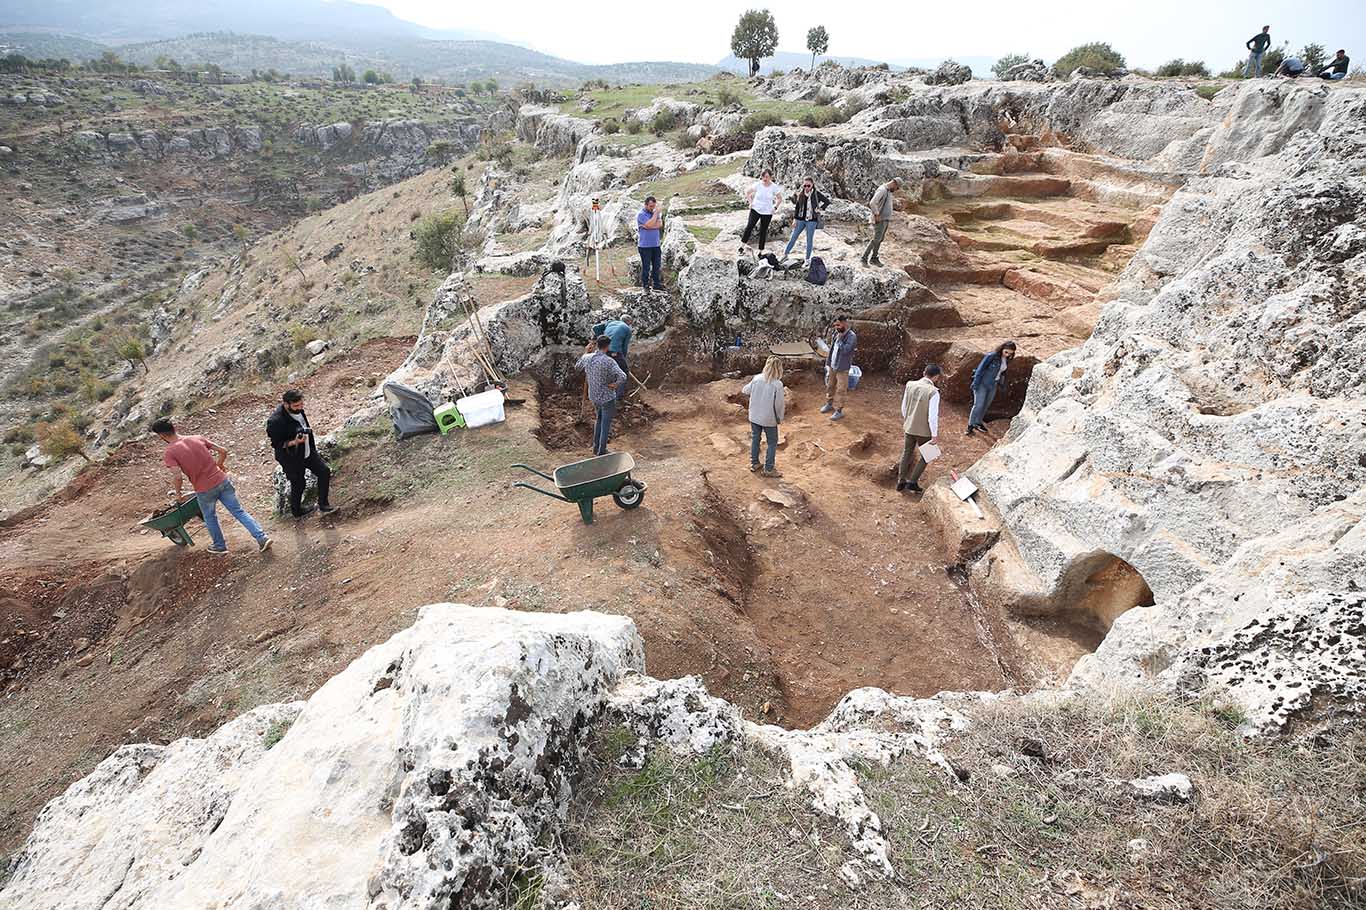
[806,256,828,286]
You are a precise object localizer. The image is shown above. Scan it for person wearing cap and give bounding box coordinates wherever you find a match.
[897,364,943,494]
[592,314,634,400]
[861,177,899,267]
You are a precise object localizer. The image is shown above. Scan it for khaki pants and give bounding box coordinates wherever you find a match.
[898,433,930,485]
[825,369,850,410]
[862,219,888,263]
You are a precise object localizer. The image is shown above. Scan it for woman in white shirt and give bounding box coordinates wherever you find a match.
[741,356,786,477]
[741,169,783,252]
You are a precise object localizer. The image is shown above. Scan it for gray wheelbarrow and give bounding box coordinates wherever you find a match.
[511,453,647,524]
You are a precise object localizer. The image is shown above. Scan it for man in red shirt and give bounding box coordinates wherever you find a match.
[152,418,271,554]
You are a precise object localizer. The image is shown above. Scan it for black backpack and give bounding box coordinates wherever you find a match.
[806,256,828,286]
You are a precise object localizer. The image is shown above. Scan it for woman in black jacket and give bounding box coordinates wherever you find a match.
[783,176,830,264]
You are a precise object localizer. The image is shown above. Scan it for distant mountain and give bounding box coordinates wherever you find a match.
[113,33,719,87]
[717,50,1002,78]
[0,31,110,60]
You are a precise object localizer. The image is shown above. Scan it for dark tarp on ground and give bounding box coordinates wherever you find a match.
[382,381,438,439]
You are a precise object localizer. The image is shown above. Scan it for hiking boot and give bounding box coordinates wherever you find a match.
[819,402,834,414]
[761,468,783,478]
[318,504,339,515]
[206,545,228,555]
[870,258,884,266]
[750,463,761,473]
[829,409,845,421]
[258,538,272,553]
[905,482,923,493]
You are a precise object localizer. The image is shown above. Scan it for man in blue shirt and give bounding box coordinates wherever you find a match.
[637,196,664,293]
[591,315,635,400]
[577,336,627,456]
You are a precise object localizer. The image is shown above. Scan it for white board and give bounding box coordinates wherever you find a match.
[951,475,978,501]
[918,442,942,464]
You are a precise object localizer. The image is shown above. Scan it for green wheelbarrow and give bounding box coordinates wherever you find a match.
[140,495,203,546]
[512,453,647,525]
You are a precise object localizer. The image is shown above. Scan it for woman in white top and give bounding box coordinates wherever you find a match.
[741,169,783,252]
[741,356,786,477]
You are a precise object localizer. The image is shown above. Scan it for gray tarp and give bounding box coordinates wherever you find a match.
[382,381,438,440]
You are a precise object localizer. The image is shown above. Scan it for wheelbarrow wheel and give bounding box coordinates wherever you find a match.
[612,481,645,510]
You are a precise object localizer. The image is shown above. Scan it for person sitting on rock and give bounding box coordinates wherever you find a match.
[267,389,337,518]
[1318,49,1350,80]
[637,197,664,293]
[820,314,857,422]
[967,340,1017,435]
[577,335,627,457]
[783,176,831,265]
[741,169,783,252]
[897,364,943,494]
[151,418,271,554]
[591,314,633,401]
[1276,55,1307,78]
[1244,26,1272,78]
[742,356,786,478]
[861,177,899,267]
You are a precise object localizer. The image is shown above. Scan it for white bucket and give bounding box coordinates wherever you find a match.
[455,388,506,428]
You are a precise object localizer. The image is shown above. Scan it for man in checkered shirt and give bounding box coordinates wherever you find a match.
[577,335,627,455]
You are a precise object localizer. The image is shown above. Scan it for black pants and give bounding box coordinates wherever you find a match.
[284,451,331,515]
[742,209,773,249]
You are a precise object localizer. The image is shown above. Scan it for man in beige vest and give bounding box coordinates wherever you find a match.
[897,364,942,493]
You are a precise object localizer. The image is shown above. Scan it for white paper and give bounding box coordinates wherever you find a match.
[951,476,978,501]
[918,442,942,464]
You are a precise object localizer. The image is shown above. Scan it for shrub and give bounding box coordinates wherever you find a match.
[650,109,678,135]
[1300,44,1326,73]
[602,118,621,134]
[741,111,783,134]
[413,210,464,271]
[672,130,696,151]
[625,118,643,135]
[716,87,741,107]
[992,53,1030,80]
[798,105,848,128]
[1261,48,1285,76]
[289,323,320,347]
[1053,42,1126,77]
[37,419,89,462]
[1157,59,1210,77]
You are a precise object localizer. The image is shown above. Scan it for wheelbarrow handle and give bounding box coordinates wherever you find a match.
[510,463,556,482]
[512,481,571,502]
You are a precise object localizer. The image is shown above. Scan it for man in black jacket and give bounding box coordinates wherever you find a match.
[266,389,336,517]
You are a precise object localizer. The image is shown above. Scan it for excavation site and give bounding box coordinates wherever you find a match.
[1,55,1363,910]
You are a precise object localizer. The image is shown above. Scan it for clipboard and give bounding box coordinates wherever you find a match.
[919,442,942,464]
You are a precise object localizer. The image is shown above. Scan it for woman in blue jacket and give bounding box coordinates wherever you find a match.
[967,340,1017,434]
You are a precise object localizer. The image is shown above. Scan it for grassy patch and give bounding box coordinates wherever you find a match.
[686,225,721,243]
[262,718,293,749]
[563,79,817,126]
[1195,83,1225,101]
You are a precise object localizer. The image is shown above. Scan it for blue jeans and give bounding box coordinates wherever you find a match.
[196,479,266,549]
[750,423,777,471]
[610,352,629,400]
[1244,51,1263,78]
[638,246,663,290]
[592,400,617,456]
[969,382,998,428]
[783,220,818,260]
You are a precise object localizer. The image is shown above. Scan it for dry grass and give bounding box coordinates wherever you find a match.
[562,695,1366,910]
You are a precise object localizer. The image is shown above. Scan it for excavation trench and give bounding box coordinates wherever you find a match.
[526,143,1170,726]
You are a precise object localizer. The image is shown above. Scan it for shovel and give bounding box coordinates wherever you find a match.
[950,470,985,520]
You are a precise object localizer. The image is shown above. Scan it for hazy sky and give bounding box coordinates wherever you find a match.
[378,0,1364,69]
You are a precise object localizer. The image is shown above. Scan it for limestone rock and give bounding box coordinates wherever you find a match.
[1124,773,1193,803]
[924,60,973,87]
[1005,60,1052,82]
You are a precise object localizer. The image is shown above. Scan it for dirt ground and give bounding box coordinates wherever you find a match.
[0,333,1035,853]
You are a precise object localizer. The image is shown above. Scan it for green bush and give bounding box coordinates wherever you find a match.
[716,87,741,107]
[741,111,784,134]
[672,129,695,151]
[1052,42,1126,77]
[413,210,464,271]
[1157,59,1210,77]
[602,118,621,134]
[625,118,643,135]
[798,105,848,128]
[650,109,678,135]
[992,53,1031,79]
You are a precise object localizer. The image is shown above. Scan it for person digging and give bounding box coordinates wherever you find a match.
[267,389,338,518]
[151,418,271,554]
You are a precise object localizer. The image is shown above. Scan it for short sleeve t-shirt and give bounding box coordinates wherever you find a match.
[751,181,782,215]
[163,435,227,493]
[637,209,661,248]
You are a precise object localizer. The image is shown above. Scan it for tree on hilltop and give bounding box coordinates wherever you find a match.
[731,9,779,78]
[992,53,1030,80]
[806,26,829,72]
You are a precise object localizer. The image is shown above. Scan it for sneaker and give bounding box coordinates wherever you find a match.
[318,504,339,515]
[761,468,783,478]
[906,482,923,493]
[819,403,834,414]
[293,505,317,518]
[829,409,845,421]
[258,537,272,553]
[750,463,761,473]
[966,426,976,436]
[206,545,228,555]
[870,258,884,266]
[896,481,908,492]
